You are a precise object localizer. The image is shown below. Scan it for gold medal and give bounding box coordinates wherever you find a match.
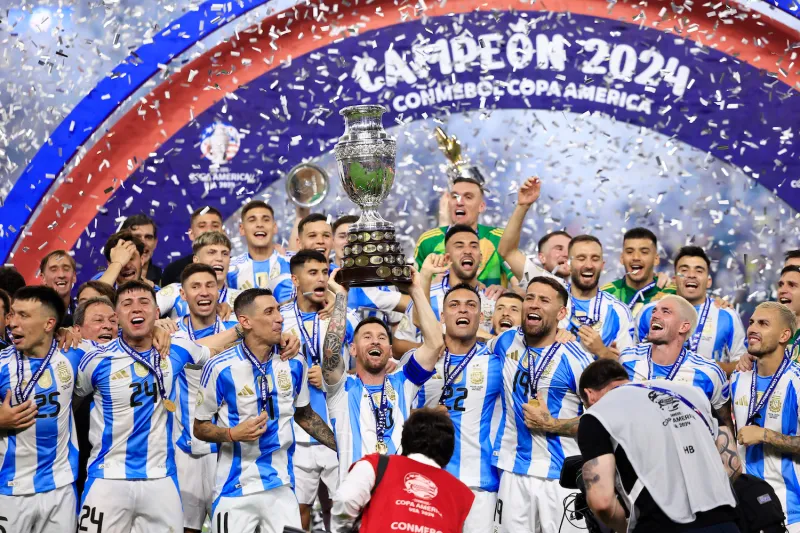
[528,398,540,408]
[375,441,389,454]
[162,399,177,413]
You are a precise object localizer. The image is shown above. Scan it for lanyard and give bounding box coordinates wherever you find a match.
[361,376,390,445]
[569,288,604,330]
[293,301,321,366]
[14,340,58,404]
[438,343,479,405]
[646,344,689,381]
[241,342,278,414]
[688,298,712,352]
[525,341,561,400]
[185,315,221,341]
[747,357,791,426]
[218,285,228,304]
[119,338,169,401]
[628,383,714,437]
[628,280,656,310]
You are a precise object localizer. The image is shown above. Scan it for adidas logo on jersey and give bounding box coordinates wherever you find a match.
[111,369,130,381]
[238,385,256,397]
[734,395,750,407]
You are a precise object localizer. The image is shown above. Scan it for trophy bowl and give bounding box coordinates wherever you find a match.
[285,163,329,208]
[333,105,411,289]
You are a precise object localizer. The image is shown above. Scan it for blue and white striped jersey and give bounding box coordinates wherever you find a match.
[174,317,237,456]
[414,342,503,491]
[489,329,593,478]
[326,355,435,483]
[280,302,357,445]
[636,299,746,363]
[0,342,93,495]
[196,344,308,507]
[75,336,210,480]
[156,282,241,319]
[227,251,293,303]
[620,343,730,410]
[569,292,635,350]
[731,363,800,525]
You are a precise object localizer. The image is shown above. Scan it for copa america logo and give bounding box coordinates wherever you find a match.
[200,122,241,166]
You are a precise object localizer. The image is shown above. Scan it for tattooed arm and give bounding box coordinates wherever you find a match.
[294,404,337,451]
[716,426,742,481]
[322,272,349,386]
[522,402,580,436]
[715,402,735,435]
[408,268,445,371]
[582,455,628,533]
[761,429,800,455]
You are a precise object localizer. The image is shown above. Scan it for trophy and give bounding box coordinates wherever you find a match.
[285,163,329,208]
[333,105,411,288]
[434,127,487,186]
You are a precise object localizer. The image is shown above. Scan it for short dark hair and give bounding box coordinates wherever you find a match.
[74,297,114,327]
[77,280,117,305]
[444,224,479,245]
[13,285,66,326]
[298,213,329,235]
[103,231,145,262]
[180,263,218,286]
[39,250,77,275]
[0,288,9,316]
[442,283,480,306]
[0,267,26,297]
[116,280,157,306]
[192,231,232,255]
[568,234,602,254]
[537,231,572,253]
[289,249,329,275]
[332,215,359,235]
[623,227,657,247]
[452,176,484,193]
[674,245,711,271]
[120,214,158,239]
[190,206,223,224]
[497,291,524,304]
[785,250,800,261]
[241,200,274,220]
[578,359,630,403]
[353,316,392,343]
[781,265,800,278]
[233,287,274,317]
[527,276,569,306]
[401,408,456,467]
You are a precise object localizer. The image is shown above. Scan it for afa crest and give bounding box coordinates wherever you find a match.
[277,370,291,393]
[56,361,71,386]
[469,367,484,385]
[769,394,783,414]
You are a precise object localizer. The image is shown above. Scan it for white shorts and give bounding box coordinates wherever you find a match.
[494,471,585,533]
[79,476,182,533]
[293,443,340,505]
[464,489,497,533]
[0,484,76,533]
[212,485,301,533]
[176,447,216,530]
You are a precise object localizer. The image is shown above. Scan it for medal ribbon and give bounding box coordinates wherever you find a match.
[14,340,58,405]
[218,284,228,304]
[688,298,712,352]
[568,288,604,332]
[438,343,479,405]
[186,315,221,342]
[241,342,279,414]
[525,341,561,400]
[119,338,169,402]
[747,357,791,427]
[361,376,390,446]
[646,344,689,381]
[628,383,714,437]
[628,280,656,310]
[293,302,321,366]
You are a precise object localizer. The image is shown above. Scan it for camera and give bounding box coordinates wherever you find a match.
[560,455,612,533]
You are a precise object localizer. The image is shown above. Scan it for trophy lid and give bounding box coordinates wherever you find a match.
[338,105,393,144]
[435,126,486,188]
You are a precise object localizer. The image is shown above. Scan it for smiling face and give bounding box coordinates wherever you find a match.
[77,302,118,343]
[621,238,658,285]
[352,322,392,375]
[181,272,218,320]
[539,234,571,278]
[292,259,330,307]
[747,307,793,358]
[777,271,800,316]
[569,240,604,292]
[129,224,157,267]
[238,294,284,346]
[648,299,692,345]
[189,213,223,241]
[442,288,481,342]
[239,207,276,250]
[448,181,485,227]
[299,221,333,260]
[194,244,231,285]
[522,282,567,339]
[116,289,157,342]
[675,255,711,305]
[492,295,523,334]
[41,255,76,301]
[8,299,58,353]
[446,231,482,282]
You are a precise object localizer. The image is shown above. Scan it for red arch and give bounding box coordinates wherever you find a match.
[13,0,799,280]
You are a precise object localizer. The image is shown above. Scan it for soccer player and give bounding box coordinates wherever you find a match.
[39,250,78,326]
[96,230,148,289]
[489,276,593,533]
[637,246,745,375]
[75,280,214,533]
[785,250,800,269]
[332,215,359,268]
[492,292,523,335]
[414,283,503,533]
[732,302,800,531]
[162,206,225,287]
[600,227,674,315]
[194,287,336,533]
[566,235,635,359]
[321,267,444,482]
[620,295,732,429]
[778,266,800,362]
[497,177,572,285]
[121,213,162,284]
[228,200,293,303]
[281,250,357,530]
[158,231,240,319]
[292,213,333,257]
[0,289,10,349]
[0,286,91,532]
[76,280,116,306]
[415,176,513,288]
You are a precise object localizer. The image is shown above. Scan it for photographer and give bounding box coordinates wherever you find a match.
[576,359,741,532]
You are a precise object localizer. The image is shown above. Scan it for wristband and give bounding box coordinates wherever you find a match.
[228,427,234,442]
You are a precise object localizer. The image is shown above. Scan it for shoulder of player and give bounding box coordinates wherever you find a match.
[619,343,649,362]
[416,227,445,245]
[279,301,295,314]
[158,282,180,297]
[784,362,800,383]
[559,341,594,365]
[602,292,631,315]
[200,346,242,382]
[230,253,249,267]
[78,341,117,372]
[482,225,504,239]
[600,279,623,293]
[686,350,726,377]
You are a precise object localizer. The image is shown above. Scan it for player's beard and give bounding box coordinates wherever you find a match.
[451,262,478,282]
[570,270,599,292]
[523,316,554,341]
[749,339,780,358]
